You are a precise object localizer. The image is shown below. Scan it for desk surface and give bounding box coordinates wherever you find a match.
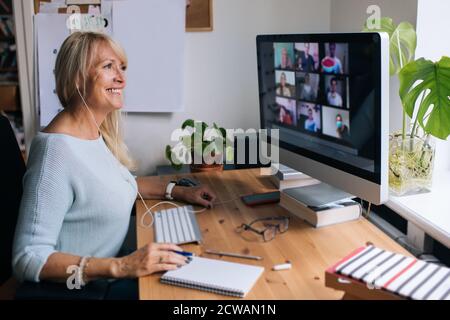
[136,168,412,300]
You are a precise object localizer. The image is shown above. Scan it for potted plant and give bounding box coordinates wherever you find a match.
[364,17,450,195]
[165,119,234,172]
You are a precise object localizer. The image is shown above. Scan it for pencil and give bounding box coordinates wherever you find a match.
[205,249,263,261]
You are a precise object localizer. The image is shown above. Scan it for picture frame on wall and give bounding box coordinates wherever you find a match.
[186,0,213,32]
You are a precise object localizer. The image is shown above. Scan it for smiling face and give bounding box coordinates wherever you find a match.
[83,42,127,113]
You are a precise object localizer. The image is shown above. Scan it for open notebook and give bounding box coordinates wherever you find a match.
[160,257,264,298]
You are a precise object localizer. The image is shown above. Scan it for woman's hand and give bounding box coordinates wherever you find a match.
[172,185,217,208]
[112,243,189,278]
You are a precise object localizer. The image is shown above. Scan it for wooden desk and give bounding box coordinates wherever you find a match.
[136,169,411,300]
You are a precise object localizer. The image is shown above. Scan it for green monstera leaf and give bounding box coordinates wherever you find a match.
[363,17,417,76]
[399,57,450,140]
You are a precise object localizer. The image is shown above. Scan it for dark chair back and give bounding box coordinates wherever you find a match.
[0,115,26,285]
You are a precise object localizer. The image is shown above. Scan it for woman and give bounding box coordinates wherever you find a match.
[278,105,293,125]
[12,32,216,298]
[276,72,291,97]
[278,47,293,69]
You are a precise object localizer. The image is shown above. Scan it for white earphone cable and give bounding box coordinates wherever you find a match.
[139,200,207,228]
[76,87,206,230]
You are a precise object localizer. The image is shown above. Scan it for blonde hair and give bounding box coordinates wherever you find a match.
[54,31,135,170]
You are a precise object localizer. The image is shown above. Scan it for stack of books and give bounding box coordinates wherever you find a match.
[268,164,319,190]
[326,245,450,300]
[279,184,361,228]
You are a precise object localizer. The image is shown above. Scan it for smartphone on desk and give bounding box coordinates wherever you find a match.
[240,191,280,206]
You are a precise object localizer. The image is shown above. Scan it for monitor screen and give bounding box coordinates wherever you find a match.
[257,33,383,184]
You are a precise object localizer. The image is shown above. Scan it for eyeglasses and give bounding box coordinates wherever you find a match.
[237,216,290,242]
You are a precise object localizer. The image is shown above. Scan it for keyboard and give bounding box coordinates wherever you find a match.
[154,205,202,245]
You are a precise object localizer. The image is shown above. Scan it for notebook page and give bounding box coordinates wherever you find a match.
[161,257,264,296]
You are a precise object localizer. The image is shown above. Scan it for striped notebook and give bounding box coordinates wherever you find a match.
[160,257,264,298]
[329,245,450,300]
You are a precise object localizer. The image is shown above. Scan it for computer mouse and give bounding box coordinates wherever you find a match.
[177,178,199,187]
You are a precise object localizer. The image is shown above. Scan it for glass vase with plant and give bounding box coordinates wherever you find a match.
[363,17,450,195]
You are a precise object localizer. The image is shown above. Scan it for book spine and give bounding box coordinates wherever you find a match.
[278,178,319,190]
[280,192,318,226]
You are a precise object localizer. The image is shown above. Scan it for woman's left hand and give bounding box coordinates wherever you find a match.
[172,185,217,208]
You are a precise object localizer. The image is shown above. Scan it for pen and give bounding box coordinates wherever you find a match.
[173,250,194,257]
[205,249,263,261]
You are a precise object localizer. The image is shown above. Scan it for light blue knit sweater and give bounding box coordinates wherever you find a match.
[12,132,137,282]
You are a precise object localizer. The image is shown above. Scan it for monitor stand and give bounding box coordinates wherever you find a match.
[285,182,354,207]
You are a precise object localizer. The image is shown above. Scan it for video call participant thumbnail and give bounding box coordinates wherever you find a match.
[322,106,350,140]
[295,42,319,72]
[335,114,350,140]
[276,97,297,126]
[297,102,321,133]
[276,70,295,97]
[274,43,295,69]
[326,76,344,107]
[297,72,319,101]
[321,42,348,74]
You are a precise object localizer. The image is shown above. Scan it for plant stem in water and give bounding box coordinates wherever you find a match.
[410,91,426,140]
[396,29,407,142]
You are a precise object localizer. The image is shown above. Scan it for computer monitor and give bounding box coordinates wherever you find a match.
[256,33,389,205]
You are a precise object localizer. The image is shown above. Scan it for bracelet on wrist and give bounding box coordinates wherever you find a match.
[78,256,91,287]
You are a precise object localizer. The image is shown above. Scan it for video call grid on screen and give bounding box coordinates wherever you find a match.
[257,33,383,183]
[272,41,350,139]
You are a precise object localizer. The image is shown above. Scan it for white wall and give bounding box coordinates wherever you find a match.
[124,0,331,175]
[329,0,418,134]
[330,0,418,33]
[415,0,450,171]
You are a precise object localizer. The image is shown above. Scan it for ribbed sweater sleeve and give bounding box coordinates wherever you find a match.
[12,135,74,282]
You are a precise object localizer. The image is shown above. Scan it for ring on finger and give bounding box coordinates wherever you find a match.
[159,256,163,264]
